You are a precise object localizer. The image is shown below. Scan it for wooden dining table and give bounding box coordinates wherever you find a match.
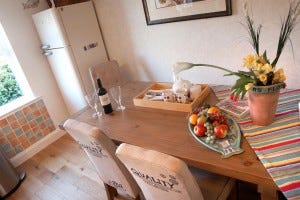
[60,81,279,200]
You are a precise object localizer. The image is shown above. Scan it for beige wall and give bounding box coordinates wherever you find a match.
[1,0,299,127]
[0,0,69,125]
[94,0,300,88]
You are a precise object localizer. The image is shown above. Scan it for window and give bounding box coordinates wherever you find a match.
[0,22,34,116]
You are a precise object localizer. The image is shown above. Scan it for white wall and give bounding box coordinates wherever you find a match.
[94,0,300,88]
[0,0,69,125]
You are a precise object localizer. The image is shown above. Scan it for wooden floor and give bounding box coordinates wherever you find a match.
[5,134,284,200]
[7,134,108,200]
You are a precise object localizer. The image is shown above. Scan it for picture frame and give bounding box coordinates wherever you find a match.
[142,0,232,25]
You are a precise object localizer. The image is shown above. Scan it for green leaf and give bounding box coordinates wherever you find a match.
[262,50,270,64]
[224,73,237,76]
[230,75,253,100]
[237,70,254,77]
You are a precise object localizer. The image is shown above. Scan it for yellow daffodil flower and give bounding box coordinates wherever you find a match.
[261,63,273,73]
[253,70,260,76]
[277,68,285,75]
[245,83,254,90]
[259,74,268,84]
[242,54,256,68]
[253,63,263,71]
[273,68,286,83]
[273,72,280,83]
[279,73,286,82]
[256,55,266,65]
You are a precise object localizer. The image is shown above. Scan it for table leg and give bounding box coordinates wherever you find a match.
[258,185,278,200]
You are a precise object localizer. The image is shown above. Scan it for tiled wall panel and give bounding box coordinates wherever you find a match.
[0,99,56,158]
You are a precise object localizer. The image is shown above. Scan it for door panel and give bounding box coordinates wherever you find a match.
[58,1,108,94]
[32,8,69,48]
[46,47,86,114]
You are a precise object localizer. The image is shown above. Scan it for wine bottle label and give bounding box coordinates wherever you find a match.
[99,94,111,106]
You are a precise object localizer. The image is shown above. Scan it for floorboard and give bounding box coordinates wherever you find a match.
[5,134,286,200]
[7,134,107,200]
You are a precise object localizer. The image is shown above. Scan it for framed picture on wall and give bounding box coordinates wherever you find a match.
[142,0,232,25]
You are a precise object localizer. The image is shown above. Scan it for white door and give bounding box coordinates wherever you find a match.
[58,1,108,94]
[45,46,86,114]
[32,8,69,48]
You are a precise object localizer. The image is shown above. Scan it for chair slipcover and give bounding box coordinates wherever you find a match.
[116,143,204,200]
[63,119,139,199]
[89,60,122,91]
[116,143,235,200]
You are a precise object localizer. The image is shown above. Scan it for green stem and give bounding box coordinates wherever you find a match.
[192,63,237,75]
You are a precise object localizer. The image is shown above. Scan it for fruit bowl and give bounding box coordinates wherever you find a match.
[188,105,244,158]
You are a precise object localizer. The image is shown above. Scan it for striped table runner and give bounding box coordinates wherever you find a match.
[212,86,300,200]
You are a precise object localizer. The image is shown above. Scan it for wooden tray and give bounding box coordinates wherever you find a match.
[133,82,210,112]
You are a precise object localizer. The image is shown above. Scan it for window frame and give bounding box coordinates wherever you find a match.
[0,22,35,117]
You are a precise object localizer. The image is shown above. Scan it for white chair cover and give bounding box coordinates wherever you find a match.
[116,143,204,200]
[63,119,139,199]
[89,60,122,91]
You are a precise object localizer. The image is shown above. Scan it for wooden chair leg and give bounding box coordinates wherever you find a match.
[104,183,118,200]
[104,183,145,200]
[104,183,143,200]
[228,180,238,200]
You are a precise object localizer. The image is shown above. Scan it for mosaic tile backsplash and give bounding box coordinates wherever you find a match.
[0,99,56,158]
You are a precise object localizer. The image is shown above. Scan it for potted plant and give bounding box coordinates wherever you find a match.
[173,1,300,126]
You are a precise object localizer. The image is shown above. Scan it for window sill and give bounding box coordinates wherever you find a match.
[0,95,41,119]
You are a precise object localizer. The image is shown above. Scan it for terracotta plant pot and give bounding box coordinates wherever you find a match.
[247,83,284,126]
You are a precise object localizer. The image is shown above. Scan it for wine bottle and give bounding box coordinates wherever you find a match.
[97,78,113,114]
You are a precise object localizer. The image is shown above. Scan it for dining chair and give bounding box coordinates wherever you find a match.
[63,119,142,200]
[89,60,122,91]
[116,143,236,200]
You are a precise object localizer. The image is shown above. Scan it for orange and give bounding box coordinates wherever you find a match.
[197,115,206,125]
[207,107,221,114]
[189,114,198,125]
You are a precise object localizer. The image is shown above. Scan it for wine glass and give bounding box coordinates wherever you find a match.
[109,86,125,111]
[84,92,102,118]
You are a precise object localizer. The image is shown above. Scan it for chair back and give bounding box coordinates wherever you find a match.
[89,60,122,91]
[63,119,139,199]
[116,143,204,200]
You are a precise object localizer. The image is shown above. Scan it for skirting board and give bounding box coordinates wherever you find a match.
[10,129,66,167]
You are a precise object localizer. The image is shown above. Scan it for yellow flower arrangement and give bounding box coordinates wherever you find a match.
[240,54,286,91]
[173,1,299,99]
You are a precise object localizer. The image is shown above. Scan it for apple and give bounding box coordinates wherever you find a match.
[212,120,220,127]
[194,124,207,137]
[214,124,228,139]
